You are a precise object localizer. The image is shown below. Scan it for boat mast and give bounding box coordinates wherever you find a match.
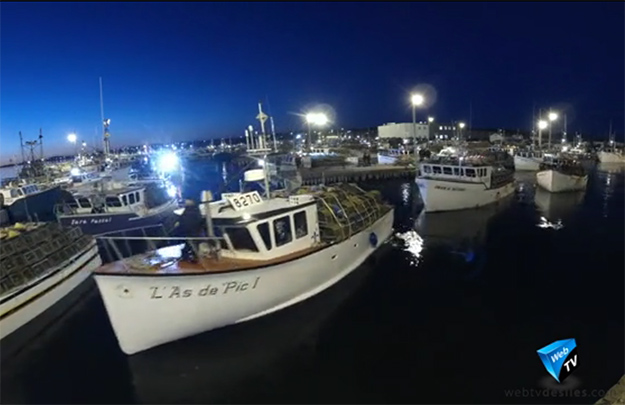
[18,131,26,165]
[563,114,567,144]
[266,96,278,153]
[100,77,111,157]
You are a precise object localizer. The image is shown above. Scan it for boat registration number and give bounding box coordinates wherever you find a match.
[226,191,263,211]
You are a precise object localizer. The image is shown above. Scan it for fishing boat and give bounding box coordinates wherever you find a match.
[536,155,588,193]
[513,149,545,171]
[597,124,624,164]
[415,152,515,213]
[93,171,394,355]
[0,181,63,223]
[55,180,179,236]
[0,219,102,359]
[376,148,413,165]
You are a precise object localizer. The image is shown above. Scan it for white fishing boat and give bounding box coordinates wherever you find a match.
[376,148,412,165]
[415,154,515,213]
[93,174,394,355]
[513,150,545,171]
[536,155,588,193]
[597,149,625,164]
[0,220,102,358]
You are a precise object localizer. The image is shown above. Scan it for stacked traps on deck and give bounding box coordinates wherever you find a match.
[0,222,92,296]
[295,183,391,244]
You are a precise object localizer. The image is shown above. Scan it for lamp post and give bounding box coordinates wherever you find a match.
[458,122,466,140]
[411,94,424,151]
[305,112,328,152]
[67,133,78,158]
[547,111,558,149]
[537,120,548,148]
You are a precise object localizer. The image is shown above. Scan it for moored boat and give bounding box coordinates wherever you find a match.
[0,220,102,359]
[597,149,625,164]
[93,180,394,355]
[415,154,515,213]
[513,150,545,171]
[536,155,588,193]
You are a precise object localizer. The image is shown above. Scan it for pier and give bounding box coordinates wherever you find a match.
[298,165,416,186]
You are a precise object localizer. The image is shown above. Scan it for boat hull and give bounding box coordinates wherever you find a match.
[376,154,398,165]
[415,178,515,213]
[536,170,588,193]
[5,186,63,223]
[514,155,542,171]
[0,243,101,358]
[58,200,178,236]
[94,209,395,355]
[597,151,625,164]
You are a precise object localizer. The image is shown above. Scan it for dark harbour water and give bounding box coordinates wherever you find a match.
[1,161,624,404]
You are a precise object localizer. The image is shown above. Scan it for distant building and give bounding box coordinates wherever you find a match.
[431,123,462,140]
[378,122,430,140]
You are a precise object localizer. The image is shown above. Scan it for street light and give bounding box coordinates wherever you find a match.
[537,120,548,147]
[305,112,329,152]
[428,116,434,123]
[547,111,558,149]
[458,122,466,140]
[410,93,425,149]
[67,133,78,158]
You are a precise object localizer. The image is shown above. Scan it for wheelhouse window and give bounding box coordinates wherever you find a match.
[273,215,293,247]
[423,165,432,174]
[432,166,442,174]
[443,167,453,175]
[122,195,128,206]
[453,167,460,176]
[225,227,258,252]
[129,193,136,204]
[294,211,308,239]
[10,189,19,198]
[105,196,122,207]
[135,192,141,203]
[465,168,476,177]
[77,198,92,208]
[257,222,272,251]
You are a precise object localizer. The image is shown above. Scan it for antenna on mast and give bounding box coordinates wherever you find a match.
[19,131,26,164]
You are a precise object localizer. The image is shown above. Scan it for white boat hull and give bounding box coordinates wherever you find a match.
[415,178,515,213]
[95,210,395,355]
[377,154,398,165]
[598,151,625,164]
[536,170,588,193]
[514,155,542,171]
[0,243,102,342]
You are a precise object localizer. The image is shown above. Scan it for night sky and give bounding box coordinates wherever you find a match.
[1,2,623,162]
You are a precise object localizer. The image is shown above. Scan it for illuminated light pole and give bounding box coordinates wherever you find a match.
[305,112,329,152]
[547,111,558,149]
[411,94,424,150]
[537,120,548,148]
[458,122,466,140]
[67,133,78,158]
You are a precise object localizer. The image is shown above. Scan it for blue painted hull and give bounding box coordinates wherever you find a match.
[6,186,62,223]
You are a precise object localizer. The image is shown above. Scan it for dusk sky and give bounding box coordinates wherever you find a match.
[1,2,623,162]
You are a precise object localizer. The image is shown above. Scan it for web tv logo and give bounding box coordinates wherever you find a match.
[537,338,578,383]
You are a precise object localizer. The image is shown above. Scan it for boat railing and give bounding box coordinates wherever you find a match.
[95,232,227,267]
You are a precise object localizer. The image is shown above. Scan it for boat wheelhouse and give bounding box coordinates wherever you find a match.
[93,181,394,355]
[55,182,178,235]
[416,158,515,212]
[377,148,413,165]
[513,150,545,171]
[0,183,62,223]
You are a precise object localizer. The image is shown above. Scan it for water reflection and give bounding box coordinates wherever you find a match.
[415,197,512,250]
[400,182,410,206]
[534,188,584,227]
[596,163,623,218]
[126,255,380,404]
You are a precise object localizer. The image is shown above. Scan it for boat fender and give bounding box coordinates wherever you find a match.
[369,232,378,248]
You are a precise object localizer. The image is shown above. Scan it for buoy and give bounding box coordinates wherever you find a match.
[369,232,378,247]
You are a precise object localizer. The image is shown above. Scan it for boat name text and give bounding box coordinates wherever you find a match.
[149,277,261,299]
[70,217,113,225]
[434,185,466,191]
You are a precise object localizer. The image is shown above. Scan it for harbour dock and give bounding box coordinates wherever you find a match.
[299,165,416,186]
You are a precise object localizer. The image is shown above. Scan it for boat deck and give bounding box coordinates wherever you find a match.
[95,244,323,276]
